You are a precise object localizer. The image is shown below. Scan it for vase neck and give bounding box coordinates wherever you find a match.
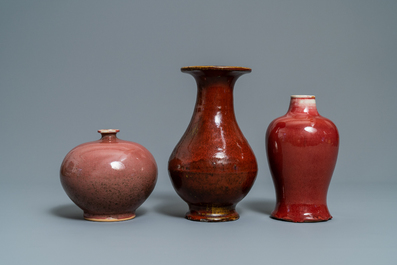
[195,75,237,113]
[183,67,250,118]
[287,95,319,115]
[98,129,119,142]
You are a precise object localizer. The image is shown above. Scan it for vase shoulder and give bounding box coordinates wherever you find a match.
[267,114,339,148]
[69,138,149,153]
[268,113,338,130]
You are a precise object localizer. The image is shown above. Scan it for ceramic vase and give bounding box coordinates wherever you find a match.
[266,95,339,222]
[168,66,258,222]
[60,129,157,222]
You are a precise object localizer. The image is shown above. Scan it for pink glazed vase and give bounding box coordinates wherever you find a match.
[266,95,339,222]
[60,129,157,222]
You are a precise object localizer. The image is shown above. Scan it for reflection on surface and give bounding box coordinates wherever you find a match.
[304,126,317,133]
[215,152,226,159]
[214,110,227,160]
[215,112,221,126]
[110,161,125,170]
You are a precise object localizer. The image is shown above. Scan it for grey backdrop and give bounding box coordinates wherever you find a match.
[1,1,396,264]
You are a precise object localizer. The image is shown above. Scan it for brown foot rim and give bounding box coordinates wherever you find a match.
[186,206,240,222]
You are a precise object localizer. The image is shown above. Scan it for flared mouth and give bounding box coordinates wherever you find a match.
[291,95,315,99]
[98,129,120,134]
[181,65,251,72]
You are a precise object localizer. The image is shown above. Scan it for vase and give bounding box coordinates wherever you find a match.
[60,129,157,222]
[168,66,258,222]
[266,95,339,222]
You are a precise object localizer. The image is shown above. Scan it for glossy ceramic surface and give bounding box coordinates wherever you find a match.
[168,66,258,222]
[266,96,339,222]
[60,129,157,222]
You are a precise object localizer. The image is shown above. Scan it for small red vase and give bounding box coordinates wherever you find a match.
[60,129,157,222]
[266,95,339,222]
[168,66,258,222]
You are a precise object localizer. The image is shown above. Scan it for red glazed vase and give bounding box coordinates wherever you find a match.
[60,129,157,222]
[168,66,258,222]
[266,95,339,222]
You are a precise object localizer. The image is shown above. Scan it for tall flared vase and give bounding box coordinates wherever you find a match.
[168,66,258,222]
[266,95,339,222]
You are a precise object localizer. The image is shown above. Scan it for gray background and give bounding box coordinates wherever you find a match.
[1,0,396,264]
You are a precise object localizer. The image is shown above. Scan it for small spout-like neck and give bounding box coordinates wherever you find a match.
[287,95,319,115]
[98,129,119,142]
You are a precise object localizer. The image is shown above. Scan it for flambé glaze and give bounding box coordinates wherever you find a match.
[60,129,157,221]
[266,95,339,222]
[169,66,258,222]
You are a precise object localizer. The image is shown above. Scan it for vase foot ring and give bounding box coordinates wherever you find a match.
[270,215,332,223]
[186,208,239,222]
[84,213,136,222]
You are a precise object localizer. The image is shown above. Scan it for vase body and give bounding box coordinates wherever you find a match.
[60,129,157,222]
[266,95,339,222]
[168,66,258,222]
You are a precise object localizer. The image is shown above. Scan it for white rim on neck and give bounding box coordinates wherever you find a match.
[291,95,315,99]
[98,129,120,133]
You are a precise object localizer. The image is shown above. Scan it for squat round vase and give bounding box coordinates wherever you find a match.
[60,129,157,222]
[266,95,339,222]
[168,66,258,222]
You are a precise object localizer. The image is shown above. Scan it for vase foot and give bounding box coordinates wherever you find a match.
[83,212,136,222]
[271,203,332,223]
[186,205,239,222]
[270,215,332,223]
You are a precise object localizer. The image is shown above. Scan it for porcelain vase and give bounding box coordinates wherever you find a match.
[168,66,258,222]
[60,129,157,222]
[266,95,339,222]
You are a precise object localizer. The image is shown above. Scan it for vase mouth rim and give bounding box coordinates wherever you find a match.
[181,65,251,72]
[291,95,315,99]
[98,129,120,134]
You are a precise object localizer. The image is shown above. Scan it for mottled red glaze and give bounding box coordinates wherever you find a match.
[60,129,157,222]
[168,66,258,222]
[266,96,339,222]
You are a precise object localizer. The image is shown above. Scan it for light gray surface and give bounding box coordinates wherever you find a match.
[1,1,396,264]
[1,182,397,264]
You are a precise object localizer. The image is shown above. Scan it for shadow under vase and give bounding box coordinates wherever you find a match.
[241,198,276,216]
[152,192,189,218]
[49,203,148,221]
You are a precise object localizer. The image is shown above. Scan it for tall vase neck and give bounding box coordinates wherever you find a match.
[287,95,319,115]
[182,66,251,115]
[195,75,237,112]
[98,129,119,142]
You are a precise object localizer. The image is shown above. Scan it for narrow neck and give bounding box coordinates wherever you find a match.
[185,69,248,118]
[287,95,319,115]
[194,74,237,115]
[98,129,119,142]
[100,133,118,142]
